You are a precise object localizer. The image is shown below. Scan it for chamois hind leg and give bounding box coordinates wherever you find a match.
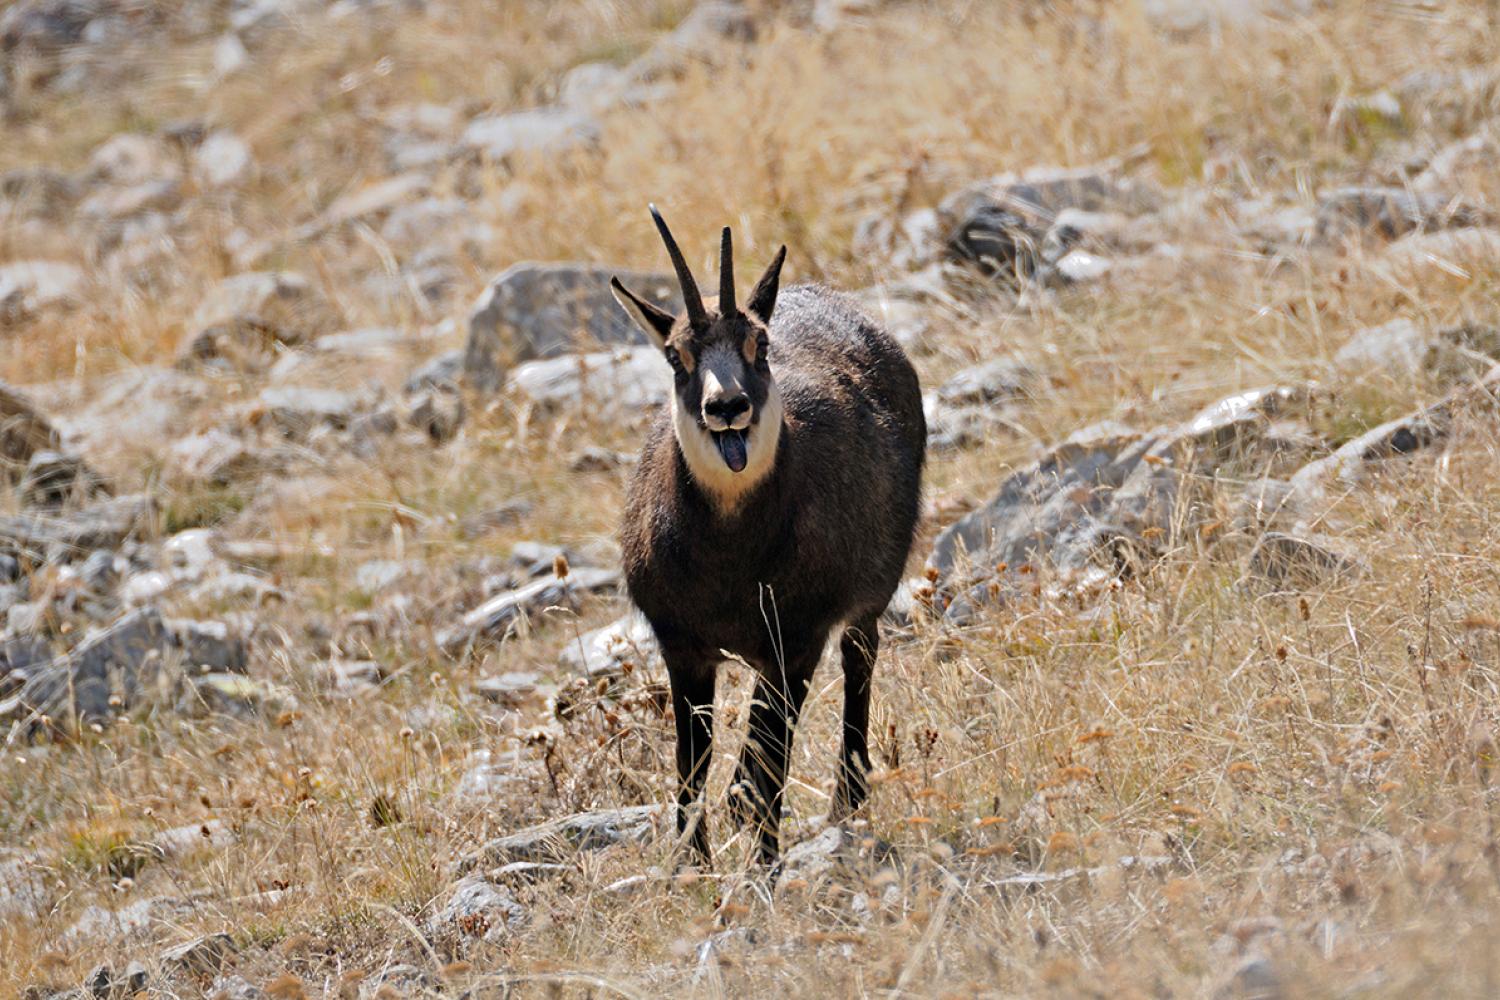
[732,654,815,865]
[666,656,716,866]
[831,615,879,822]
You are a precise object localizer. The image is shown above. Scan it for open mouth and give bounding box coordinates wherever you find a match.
[712,428,749,473]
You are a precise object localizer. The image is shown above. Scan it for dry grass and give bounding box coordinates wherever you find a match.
[6,0,1500,996]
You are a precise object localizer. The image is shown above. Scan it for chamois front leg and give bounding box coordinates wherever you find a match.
[831,616,879,822]
[732,655,815,865]
[666,657,716,866]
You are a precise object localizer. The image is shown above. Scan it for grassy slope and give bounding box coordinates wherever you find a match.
[4,1,1500,995]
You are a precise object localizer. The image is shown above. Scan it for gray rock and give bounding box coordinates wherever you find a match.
[167,429,278,485]
[193,130,253,188]
[924,358,1038,451]
[19,450,106,509]
[0,494,156,563]
[1335,319,1500,382]
[0,380,62,481]
[461,106,600,161]
[438,565,619,651]
[187,673,297,718]
[1,606,169,727]
[87,133,175,186]
[159,933,235,975]
[354,559,418,595]
[558,613,659,679]
[168,618,247,673]
[187,571,283,605]
[464,263,677,391]
[457,805,661,872]
[84,961,147,999]
[406,387,464,443]
[936,358,1037,407]
[79,178,180,220]
[939,165,1157,281]
[256,386,366,435]
[150,820,235,859]
[427,875,528,943]
[0,635,49,689]
[0,261,85,324]
[930,386,1315,615]
[452,748,533,803]
[405,349,464,393]
[208,976,264,1000]
[475,671,542,706]
[508,348,668,418]
[1247,531,1365,587]
[1314,186,1487,241]
[357,965,437,1000]
[1382,226,1500,269]
[191,271,333,342]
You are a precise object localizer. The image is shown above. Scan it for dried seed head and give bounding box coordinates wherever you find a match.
[553,553,570,579]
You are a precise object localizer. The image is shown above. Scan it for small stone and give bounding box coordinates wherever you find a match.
[0,261,85,325]
[159,932,236,975]
[427,875,528,943]
[193,131,253,188]
[18,450,105,509]
[457,805,661,872]
[1246,532,1365,587]
[461,106,600,161]
[437,567,619,651]
[406,388,464,443]
[507,348,668,420]
[475,671,542,706]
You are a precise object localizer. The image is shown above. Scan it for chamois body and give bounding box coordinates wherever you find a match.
[612,211,925,865]
[622,286,923,668]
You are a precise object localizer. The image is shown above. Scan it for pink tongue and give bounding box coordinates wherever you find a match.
[716,430,748,472]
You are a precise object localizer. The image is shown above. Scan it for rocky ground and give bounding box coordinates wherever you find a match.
[4,0,1500,996]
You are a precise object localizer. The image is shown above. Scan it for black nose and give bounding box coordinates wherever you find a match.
[704,393,751,424]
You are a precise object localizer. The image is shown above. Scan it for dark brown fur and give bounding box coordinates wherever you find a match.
[619,281,926,864]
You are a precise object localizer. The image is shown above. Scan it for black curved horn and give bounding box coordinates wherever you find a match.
[719,226,735,315]
[649,204,707,328]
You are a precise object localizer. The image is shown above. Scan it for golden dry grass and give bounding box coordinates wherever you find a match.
[5,0,1500,996]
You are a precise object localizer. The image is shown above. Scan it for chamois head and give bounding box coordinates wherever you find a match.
[611,205,788,511]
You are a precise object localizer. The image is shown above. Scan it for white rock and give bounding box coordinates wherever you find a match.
[194,131,253,188]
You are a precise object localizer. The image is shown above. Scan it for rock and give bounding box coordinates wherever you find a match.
[296,173,430,244]
[438,566,619,651]
[84,961,147,999]
[475,671,542,706]
[159,933,236,975]
[193,130,253,188]
[187,572,284,605]
[212,30,250,77]
[1335,319,1500,383]
[1246,531,1365,587]
[168,619,247,673]
[166,429,279,486]
[938,165,1157,281]
[0,380,63,480]
[1,635,50,688]
[208,976,264,1000]
[1,606,170,727]
[461,106,600,161]
[458,500,533,538]
[357,965,437,1000]
[0,261,85,324]
[464,263,678,391]
[558,613,659,678]
[1314,187,1487,241]
[79,178,180,220]
[1217,955,1285,1000]
[924,358,1038,451]
[255,386,366,435]
[427,875,528,943]
[1412,125,1497,193]
[405,349,464,393]
[322,658,383,695]
[508,348,668,419]
[49,367,217,463]
[0,494,155,562]
[406,387,464,443]
[19,450,106,509]
[930,386,1316,616]
[457,805,661,872]
[188,673,296,718]
[1144,0,1307,31]
[569,446,635,473]
[87,133,175,187]
[150,820,235,859]
[354,559,418,595]
[1382,227,1500,271]
[191,271,333,343]
[452,748,533,803]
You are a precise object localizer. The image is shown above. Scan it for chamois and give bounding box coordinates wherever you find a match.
[610,206,926,865]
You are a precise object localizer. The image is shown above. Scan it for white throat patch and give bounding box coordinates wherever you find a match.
[673,381,783,514]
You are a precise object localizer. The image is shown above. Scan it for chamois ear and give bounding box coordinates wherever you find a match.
[746,245,787,324]
[610,276,676,350]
